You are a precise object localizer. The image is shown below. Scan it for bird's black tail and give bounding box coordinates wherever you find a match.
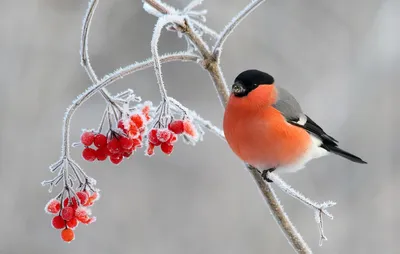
[321,144,367,164]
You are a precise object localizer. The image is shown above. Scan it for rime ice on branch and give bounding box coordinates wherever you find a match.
[43,0,336,251]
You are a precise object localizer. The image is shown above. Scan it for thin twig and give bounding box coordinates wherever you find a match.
[80,0,115,103]
[268,172,336,246]
[151,15,185,100]
[213,0,266,59]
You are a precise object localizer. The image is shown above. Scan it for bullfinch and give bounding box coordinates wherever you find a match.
[223,69,366,182]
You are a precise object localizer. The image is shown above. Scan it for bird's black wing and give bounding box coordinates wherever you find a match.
[272,87,366,163]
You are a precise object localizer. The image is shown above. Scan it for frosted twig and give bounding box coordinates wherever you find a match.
[268,172,336,246]
[168,97,225,140]
[143,0,173,15]
[61,52,198,157]
[190,19,219,39]
[213,0,266,59]
[151,15,185,101]
[80,0,116,105]
[183,0,204,13]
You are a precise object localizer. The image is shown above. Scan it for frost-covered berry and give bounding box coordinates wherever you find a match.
[107,138,121,154]
[168,133,178,144]
[63,197,78,210]
[168,120,184,134]
[80,131,95,146]
[46,199,61,214]
[156,129,172,143]
[148,129,161,146]
[146,143,155,156]
[61,228,75,242]
[142,105,151,121]
[82,147,96,161]
[128,123,139,138]
[66,217,78,229]
[76,191,89,206]
[94,134,107,148]
[85,192,99,207]
[130,114,144,129]
[183,120,197,137]
[120,136,133,150]
[132,138,142,148]
[161,142,174,155]
[61,207,75,221]
[52,215,65,229]
[110,153,123,164]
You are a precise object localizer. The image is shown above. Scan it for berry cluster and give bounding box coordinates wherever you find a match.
[146,119,197,156]
[80,109,149,165]
[45,191,99,242]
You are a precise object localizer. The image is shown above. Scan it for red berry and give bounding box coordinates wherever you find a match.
[120,136,134,150]
[76,191,89,206]
[128,124,139,138]
[156,129,172,143]
[85,192,99,206]
[142,105,151,121]
[168,120,184,134]
[183,120,197,137]
[107,138,121,154]
[63,197,78,210]
[130,114,144,129]
[95,147,108,161]
[66,217,78,229]
[123,150,133,158]
[75,207,90,223]
[168,133,177,144]
[61,228,75,242]
[110,153,123,164]
[146,143,155,156]
[61,207,75,221]
[117,120,126,131]
[80,131,95,146]
[94,134,107,148]
[46,199,61,214]
[148,129,161,146]
[132,138,142,148]
[161,142,174,155]
[82,147,96,161]
[52,215,65,229]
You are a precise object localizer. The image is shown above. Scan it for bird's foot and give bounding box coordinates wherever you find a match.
[261,168,275,182]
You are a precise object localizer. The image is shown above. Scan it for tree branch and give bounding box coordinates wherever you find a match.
[141,1,311,252]
[213,0,266,59]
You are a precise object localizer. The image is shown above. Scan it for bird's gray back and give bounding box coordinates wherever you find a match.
[272,86,303,121]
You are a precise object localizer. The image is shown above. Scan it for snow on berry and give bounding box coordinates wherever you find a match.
[63,197,78,210]
[82,147,96,161]
[80,131,95,146]
[183,120,197,137]
[168,120,184,134]
[148,129,161,146]
[168,133,177,144]
[156,129,172,143]
[45,199,61,214]
[61,228,75,242]
[61,207,75,221]
[52,215,66,229]
[76,191,89,206]
[130,114,144,129]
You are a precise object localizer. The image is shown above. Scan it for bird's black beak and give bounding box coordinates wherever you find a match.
[232,82,246,97]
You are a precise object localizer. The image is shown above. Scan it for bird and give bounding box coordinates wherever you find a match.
[223,69,366,182]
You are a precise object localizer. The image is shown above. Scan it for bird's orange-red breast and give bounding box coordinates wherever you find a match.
[223,69,366,175]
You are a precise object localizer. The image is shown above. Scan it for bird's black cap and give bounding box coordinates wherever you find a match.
[232,69,274,97]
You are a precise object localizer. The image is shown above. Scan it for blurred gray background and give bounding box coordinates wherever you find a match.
[0,0,398,253]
